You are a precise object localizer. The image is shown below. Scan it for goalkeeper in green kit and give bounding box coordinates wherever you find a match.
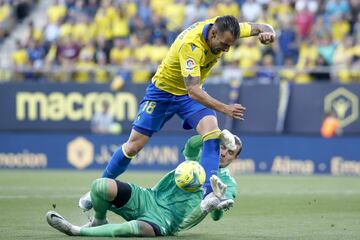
[46,130,242,237]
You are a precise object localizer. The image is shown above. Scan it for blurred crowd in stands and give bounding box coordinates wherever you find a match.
[2,0,360,84]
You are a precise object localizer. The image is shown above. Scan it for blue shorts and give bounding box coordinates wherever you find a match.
[133,83,216,137]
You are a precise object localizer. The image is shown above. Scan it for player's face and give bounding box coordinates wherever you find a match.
[219,144,240,168]
[210,30,236,54]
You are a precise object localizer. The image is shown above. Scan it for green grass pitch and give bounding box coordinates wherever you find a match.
[0,170,359,240]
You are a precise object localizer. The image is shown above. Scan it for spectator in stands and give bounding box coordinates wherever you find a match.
[317,33,336,66]
[0,0,11,24]
[149,13,167,44]
[278,57,296,82]
[353,12,360,37]
[57,35,80,67]
[236,38,261,82]
[241,0,262,22]
[257,54,277,84]
[12,40,28,68]
[110,38,130,66]
[130,36,152,83]
[216,0,240,19]
[47,0,67,24]
[183,0,207,28]
[44,19,60,43]
[129,15,150,44]
[11,40,28,81]
[311,15,329,39]
[94,1,115,41]
[72,14,94,45]
[91,100,115,135]
[333,35,356,83]
[295,3,314,39]
[348,0,360,34]
[111,5,129,39]
[149,37,168,65]
[94,51,109,83]
[0,0,11,41]
[297,36,318,70]
[164,0,185,45]
[67,0,87,21]
[277,16,298,65]
[295,0,319,15]
[27,38,46,69]
[84,0,98,18]
[94,34,111,63]
[74,40,95,83]
[325,0,350,18]
[330,14,351,42]
[6,0,360,83]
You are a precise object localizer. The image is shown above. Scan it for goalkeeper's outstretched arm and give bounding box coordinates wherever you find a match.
[182,135,203,161]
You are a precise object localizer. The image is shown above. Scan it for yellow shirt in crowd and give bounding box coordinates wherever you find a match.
[47,4,67,23]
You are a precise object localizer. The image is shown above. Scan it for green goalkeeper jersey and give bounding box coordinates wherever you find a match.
[112,135,237,235]
[151,135,237,234]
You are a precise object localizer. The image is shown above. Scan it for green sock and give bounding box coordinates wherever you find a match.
[90,178,111,220]
[80,221,141,237]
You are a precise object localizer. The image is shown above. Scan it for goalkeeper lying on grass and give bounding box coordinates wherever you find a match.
[46,130,242,237]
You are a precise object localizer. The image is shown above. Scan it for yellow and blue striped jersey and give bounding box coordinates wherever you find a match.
[152,17,219,95]
[152,17,252,96]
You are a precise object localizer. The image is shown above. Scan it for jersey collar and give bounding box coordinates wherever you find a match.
[202,23,212,41]
[202,23,213,54]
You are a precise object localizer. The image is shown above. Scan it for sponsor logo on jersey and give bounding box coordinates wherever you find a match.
[185,58,196,72]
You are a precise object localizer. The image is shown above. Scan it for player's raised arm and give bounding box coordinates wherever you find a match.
[239,22,276,44]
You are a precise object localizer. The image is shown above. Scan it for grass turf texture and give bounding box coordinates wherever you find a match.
[0,170,359,240]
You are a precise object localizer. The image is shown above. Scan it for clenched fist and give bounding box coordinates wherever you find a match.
[258,32,275,45]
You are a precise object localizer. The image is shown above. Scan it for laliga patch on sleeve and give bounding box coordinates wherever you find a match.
[185,58,196,72]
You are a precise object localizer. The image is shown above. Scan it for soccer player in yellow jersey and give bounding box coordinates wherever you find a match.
[80,15,275,210]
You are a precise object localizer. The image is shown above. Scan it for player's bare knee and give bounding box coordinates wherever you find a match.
[196,115,219,136]
[124,129,149,156]
[123,142,142,156]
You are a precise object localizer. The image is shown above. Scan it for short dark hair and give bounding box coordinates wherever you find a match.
[214,15,240,39]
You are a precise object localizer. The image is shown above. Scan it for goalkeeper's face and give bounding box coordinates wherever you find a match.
[219,143,241,168]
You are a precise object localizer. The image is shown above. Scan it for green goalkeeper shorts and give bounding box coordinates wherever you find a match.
[110,183,172,236]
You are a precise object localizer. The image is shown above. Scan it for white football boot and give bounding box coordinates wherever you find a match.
[46,211,80,236]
